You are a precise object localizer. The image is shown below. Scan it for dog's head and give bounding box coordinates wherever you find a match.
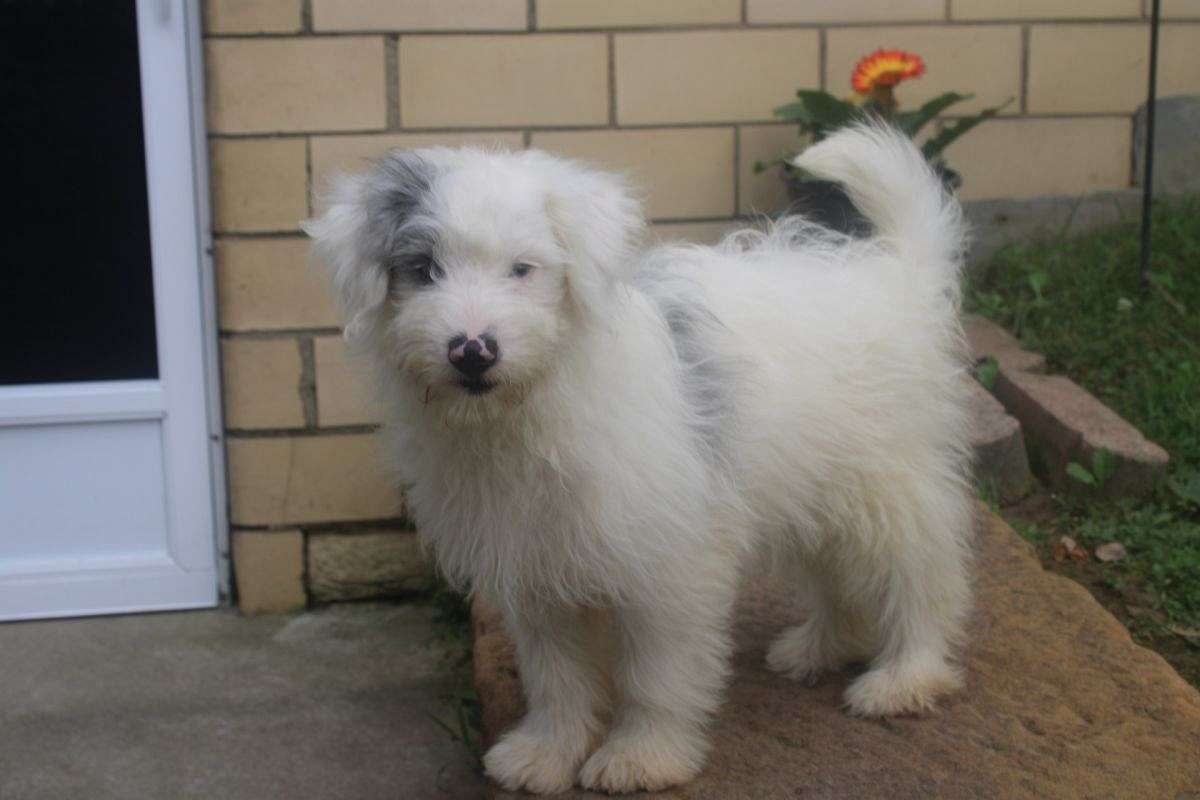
[304,147,644,419]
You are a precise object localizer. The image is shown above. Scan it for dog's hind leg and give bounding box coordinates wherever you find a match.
[842,479,972,717]
[483,601,608,795]
[578,565,737,794]
[766,559,875,683]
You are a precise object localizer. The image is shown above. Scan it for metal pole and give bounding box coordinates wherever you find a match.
[1139,0,1161,293]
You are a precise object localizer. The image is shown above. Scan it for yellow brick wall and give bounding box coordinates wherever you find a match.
[203,0,1200,610]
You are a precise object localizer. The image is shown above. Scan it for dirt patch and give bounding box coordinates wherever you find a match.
[1001,485,1200,688]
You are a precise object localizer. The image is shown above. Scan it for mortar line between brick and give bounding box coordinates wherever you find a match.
[732,126,741,216]
[233,517,416,534]
[202,18,1159,40]
[298,337,319,429]
[304,137,314,217]
[818,27,827,91]
[385,35,401,130]
[221,328,342,339]
[1019,25,1031,114]
[226,425,380,439]
[607,34,617,127]
[527,0,536,31]
[210,108,1135,140]
[300,528,312,605]
[301,0,313,33]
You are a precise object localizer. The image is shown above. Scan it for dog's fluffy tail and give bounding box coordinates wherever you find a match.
[792,123,966,298]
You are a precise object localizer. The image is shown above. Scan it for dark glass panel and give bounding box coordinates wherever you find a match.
[0,0,158,385]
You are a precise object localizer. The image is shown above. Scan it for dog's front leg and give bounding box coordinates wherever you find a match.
[483,601,606,795]
[579,580,736,793]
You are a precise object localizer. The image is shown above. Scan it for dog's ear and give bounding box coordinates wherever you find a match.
[303,151,436,340]
[303,172,382,340]
[536,154,645,320]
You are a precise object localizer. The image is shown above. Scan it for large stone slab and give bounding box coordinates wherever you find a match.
[993,368,1169,499]
[969,381,1032,503]
[475,512,1200,799]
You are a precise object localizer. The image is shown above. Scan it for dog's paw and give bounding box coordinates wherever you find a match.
[483,730,579,795]
[578,732,702,794]
[843,660,962,717]
[766,622,842,684]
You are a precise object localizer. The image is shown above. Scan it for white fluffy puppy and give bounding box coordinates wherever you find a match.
[305,125,974,795]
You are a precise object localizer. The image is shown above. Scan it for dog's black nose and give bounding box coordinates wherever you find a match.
[448,334,499,378]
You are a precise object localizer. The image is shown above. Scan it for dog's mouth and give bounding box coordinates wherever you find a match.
[459,378,496,396]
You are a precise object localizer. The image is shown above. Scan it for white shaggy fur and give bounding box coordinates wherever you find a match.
[305,125,975,794]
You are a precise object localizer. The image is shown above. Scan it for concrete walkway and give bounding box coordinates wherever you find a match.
[0,603,485,800]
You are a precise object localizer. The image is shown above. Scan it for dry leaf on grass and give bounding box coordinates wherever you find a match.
[1095,542,1128,562]
[1053,536,1088,563]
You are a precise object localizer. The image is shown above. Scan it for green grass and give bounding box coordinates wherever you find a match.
[967,195,1200,641]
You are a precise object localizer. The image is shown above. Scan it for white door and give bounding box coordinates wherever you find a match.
[0,1,223,621]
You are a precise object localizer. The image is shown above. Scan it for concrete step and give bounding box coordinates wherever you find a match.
[474,511,1200,799]
[969,381,1032,503]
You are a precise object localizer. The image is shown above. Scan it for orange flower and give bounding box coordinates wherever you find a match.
[851,49,925,94]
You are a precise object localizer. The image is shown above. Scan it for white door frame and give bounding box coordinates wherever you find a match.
[0,0,227,619]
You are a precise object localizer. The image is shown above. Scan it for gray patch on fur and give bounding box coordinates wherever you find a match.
[362,151,440,283]
[633,269,740,465]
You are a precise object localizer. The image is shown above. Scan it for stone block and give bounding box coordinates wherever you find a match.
[399,35,608,128]
[969,382,1032,503]
[962,314,1046,374]
[947,117,1132,202]
[993,368,1169,498]
[1134,94,1200,196]
[220,338,306,429]
[209,138,308,233]
[614,29,819,124]
[204,0,302,33]
[232,530,306,614]
[226,434,401,525]
[312,0,526,31]
[530,128,735,220]
[206,38,386,134]
[951,0,1140,18]
[215,237,340,332]
[313,335,382,427]
[539,0,741,28]
[962,189,1141,265]
[1028,24,1148,114]
[750,0,943,22]
[307,530,433,602]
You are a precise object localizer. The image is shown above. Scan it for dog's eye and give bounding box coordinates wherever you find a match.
[510,262,535,279]
[409,255,442,285]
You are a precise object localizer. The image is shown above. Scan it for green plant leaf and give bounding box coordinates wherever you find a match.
[1091,449,1118,486]
[894,92,974,137]
[921,97,1013,160]
[772,101,815,122]
[1066,462,1096,486]
[975,356,999,391]
[1167,468,1200,507]
[795,90,861,129]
